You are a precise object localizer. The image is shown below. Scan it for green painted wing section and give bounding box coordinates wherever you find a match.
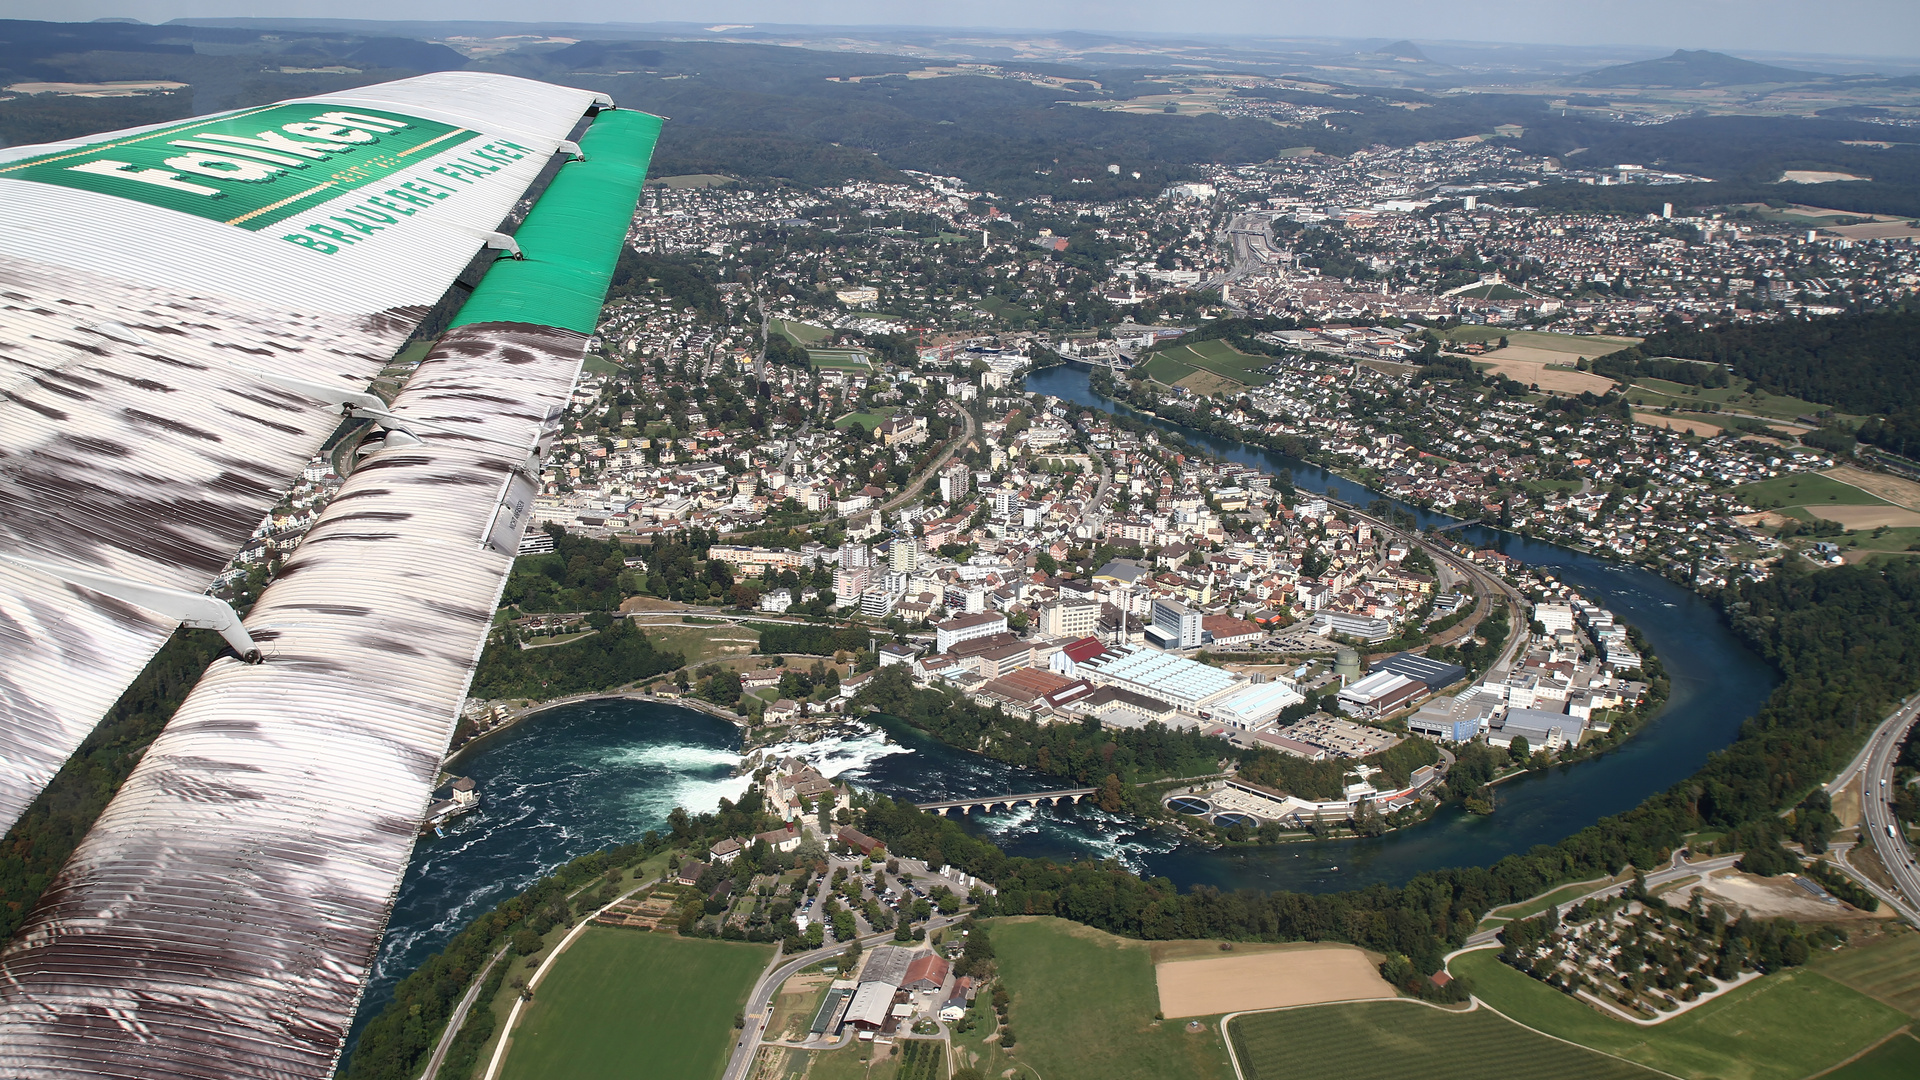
[452,108,663,335]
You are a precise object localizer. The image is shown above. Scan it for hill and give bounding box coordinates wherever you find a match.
[1575,49,1814,88]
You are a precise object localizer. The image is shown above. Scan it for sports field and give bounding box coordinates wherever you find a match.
[1156,944,1391,1017]
[1451,947,1908,1080]
[806,348,873,372]
[773,319,832,345]
[500,929,772,1080]
[1229,1000,1662,1080]
[960,917,1235,1080]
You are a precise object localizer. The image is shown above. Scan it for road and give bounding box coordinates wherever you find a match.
[418,945,510,1080]
[1841,693,1920,925]
[1461,851,1742,949]
[721,913,966,1080]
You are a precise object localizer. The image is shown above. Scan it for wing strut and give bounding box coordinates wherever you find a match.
[0,554,261,663]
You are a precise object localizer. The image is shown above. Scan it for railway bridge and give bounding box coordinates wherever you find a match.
[916,788,1098,815]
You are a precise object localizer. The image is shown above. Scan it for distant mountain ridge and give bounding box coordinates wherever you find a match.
[1575,49,1816,88]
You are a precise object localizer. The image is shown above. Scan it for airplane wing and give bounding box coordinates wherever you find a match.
[0,74,663,1077]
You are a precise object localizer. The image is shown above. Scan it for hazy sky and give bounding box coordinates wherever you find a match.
[15,0,1920,60]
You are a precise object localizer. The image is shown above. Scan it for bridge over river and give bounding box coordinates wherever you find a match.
[917,788,1097,815]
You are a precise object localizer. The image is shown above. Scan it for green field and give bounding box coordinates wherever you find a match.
[773,319,833,346]
[834,407,896,432]
[957,917,1235,1080]
[634,620,762,665]
[500,930,771,1080]
[1141,338,1275,390]
[1826,1034,1920,1080]
[1230,999,1661,1080]
[1443,328,1641,353]
[1451,947,1909,1080]
[1628,376,1831,424]
[1812,929,1920,1017]
[1735,471,1891,511]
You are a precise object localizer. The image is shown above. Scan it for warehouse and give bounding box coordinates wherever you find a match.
[1335,670,1426,718]
[1205,680,1306,730]
[1370,652,1467,693]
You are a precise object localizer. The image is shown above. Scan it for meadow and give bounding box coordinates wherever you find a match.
[1139,338,1275,394]
[1735,471,1892,511]
[1229,999,1660,1080]
[1450,947,1908,1080]
[956,917,1237,1080]
[499,930,771,1080]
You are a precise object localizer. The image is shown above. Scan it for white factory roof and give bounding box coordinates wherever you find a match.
[1081,646,1242,705]
[1209,681,1307,726]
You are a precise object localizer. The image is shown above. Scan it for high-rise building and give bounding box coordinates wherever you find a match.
[888,536,918,574]
[1039,599,1101,638]
[838,543,871,569]
[939,461,971,503]
[1147,598,1203,650]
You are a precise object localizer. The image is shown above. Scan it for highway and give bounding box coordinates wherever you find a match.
[1841,693,1920,925]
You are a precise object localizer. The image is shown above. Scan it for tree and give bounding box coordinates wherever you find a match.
[1097,773,1126,813]
[1507,735,1530,765]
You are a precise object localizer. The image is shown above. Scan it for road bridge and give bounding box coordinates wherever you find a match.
[1430,519,1483,532]
[917,788,1097,815]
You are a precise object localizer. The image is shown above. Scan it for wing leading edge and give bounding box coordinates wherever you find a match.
[0,92,664,1077]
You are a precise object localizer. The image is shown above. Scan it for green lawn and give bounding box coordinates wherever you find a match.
[637,621,762,666]
[1230,999,1660,1080]
[1141,339,1275,388]
[1825,1034,1920,1080]
[1444,328,1641,353]
[1139,351,1199,385]
[500,930,771,1080]
[834,408,896,432]
[1735,471,1890,511]
[1628,376,1831,423]
[1451,948,1909,1080]
[964,917,1235,1080]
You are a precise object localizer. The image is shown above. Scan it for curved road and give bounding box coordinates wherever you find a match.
[1841,693,1920,925]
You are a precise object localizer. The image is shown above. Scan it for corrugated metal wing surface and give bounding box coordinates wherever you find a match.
[0,323,587,1079]
[0,74,601,837]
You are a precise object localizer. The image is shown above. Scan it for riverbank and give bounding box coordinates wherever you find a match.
[445,689,749,769]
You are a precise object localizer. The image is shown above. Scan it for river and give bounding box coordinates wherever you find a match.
[343,363,1777,1055]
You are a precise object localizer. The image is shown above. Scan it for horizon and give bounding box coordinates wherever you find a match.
[6,3,1919,64]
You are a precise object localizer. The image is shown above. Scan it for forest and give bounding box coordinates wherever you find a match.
[1611,306,1920,417]
[467,619,684,701]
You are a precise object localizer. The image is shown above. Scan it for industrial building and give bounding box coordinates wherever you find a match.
[1370,652,1467,693]
[1204,680,1306,729]
[1336,669,1427,717]
[1077,645,1245,717]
